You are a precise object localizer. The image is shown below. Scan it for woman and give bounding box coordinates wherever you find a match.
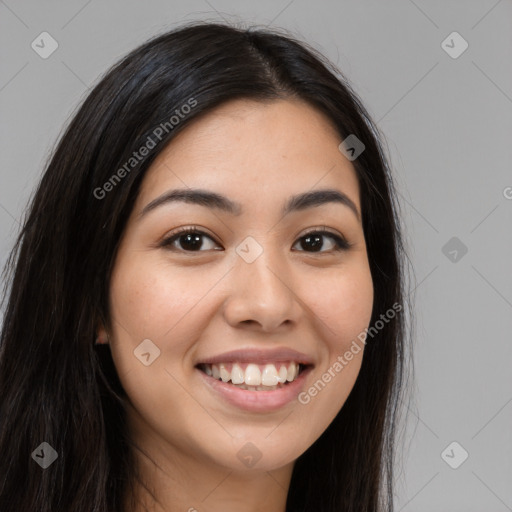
[0,20,412,512]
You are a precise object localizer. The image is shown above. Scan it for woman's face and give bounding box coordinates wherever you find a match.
[103,98,374,474]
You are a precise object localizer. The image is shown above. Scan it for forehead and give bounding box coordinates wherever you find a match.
[135,98,361,213]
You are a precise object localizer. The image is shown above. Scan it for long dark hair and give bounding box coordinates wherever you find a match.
[0,20,412,512]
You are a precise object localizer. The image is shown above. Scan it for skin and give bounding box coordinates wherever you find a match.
[97,98,374,512]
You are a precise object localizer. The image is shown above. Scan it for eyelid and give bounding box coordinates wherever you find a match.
[297,225,346,241]
[161,225,215,240]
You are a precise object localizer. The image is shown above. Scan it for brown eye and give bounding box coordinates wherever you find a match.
[161,227,220,252]
[160,227,351,254]
[293,230,351,253]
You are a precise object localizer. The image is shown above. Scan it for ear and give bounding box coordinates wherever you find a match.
[95,324,109,345]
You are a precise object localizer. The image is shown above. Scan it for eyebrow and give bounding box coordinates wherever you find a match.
[139,187,360,222]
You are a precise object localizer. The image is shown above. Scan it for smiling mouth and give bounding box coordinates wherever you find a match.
[196,361,309,391]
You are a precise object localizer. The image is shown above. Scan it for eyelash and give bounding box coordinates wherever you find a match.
[160,226,352,254]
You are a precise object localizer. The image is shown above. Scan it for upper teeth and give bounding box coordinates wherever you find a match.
[203,362,300,386]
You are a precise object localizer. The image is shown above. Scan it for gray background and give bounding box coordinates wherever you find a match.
[1,1,511,510]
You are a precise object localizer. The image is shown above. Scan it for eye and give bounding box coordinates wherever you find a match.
[292,229,351,253]
[160,226,220,252]
[160,226,352,253]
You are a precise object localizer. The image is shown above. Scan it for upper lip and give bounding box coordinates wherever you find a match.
[197,347,315,366]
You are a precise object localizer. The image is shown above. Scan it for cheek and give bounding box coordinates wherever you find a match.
[107,259,220,440]
[110,256,211,341]
[108,256,228,385]
[309,263,374,345]
[296,264,373,422]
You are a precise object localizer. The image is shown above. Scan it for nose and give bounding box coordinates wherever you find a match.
[222,245,302,333]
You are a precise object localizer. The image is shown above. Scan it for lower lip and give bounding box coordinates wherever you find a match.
[197,366,313,413]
